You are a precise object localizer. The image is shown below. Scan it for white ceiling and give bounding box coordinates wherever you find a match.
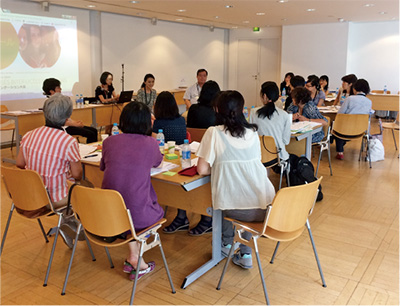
[31,0,399,29]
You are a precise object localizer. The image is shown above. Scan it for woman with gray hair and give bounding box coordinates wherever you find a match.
[16,93,83,247]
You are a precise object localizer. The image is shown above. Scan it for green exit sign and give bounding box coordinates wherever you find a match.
[253,27,260,32]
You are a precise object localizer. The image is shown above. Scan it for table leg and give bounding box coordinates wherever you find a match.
[2,116,19,164]
[305,134,312,160]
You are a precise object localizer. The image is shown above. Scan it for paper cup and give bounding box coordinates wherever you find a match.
[167,141,176,154]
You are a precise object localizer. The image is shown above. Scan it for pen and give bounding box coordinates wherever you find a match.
[84,154,98,158]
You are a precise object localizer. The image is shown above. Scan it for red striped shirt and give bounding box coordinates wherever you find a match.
[20,126,81,202]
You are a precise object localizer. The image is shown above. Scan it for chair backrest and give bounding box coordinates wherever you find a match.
[322,116,331,139]
[0,105,14,126]
[371,90,391,94]
[332,114,369,137]
[70,185,136,240]
[186,127,207,143]
[262,178,322,240]
[259,135,280,167]
[1,166,50,211]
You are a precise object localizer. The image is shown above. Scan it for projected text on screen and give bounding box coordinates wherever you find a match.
[0,10,78,101]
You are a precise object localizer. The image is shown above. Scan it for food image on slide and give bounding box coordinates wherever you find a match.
[0,10,78,101]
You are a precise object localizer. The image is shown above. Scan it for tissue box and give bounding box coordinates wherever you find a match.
[165,153,178,160]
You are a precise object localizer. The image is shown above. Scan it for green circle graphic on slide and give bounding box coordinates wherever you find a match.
[1,22,19,70]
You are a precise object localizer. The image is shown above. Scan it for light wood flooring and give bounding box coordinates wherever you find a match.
[1,119,399,305]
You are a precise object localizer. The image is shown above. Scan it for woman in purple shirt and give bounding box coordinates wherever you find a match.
[100,101,164,279]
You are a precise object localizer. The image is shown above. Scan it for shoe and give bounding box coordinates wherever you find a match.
[61,217,85,241]
[232,253,253,269]
[188,220,212,236]
[129,261,156,281]
[336,153,344,160]
[123,260,134,273]
[221,243,239,258]
[163,217,189,234]
[59,228,74,249]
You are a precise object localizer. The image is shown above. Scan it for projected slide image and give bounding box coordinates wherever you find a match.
[18,24,61,68]
[1,10,78,101]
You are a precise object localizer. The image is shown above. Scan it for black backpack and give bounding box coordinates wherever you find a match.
[288,154,323,201]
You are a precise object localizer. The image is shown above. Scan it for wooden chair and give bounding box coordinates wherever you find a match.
[260,135,289,189]
[314,116,332,176]
[216,178,326,305]
[186,127,207,143]
[371,90,391,94]
[0,166,65,287]
[381,112,399,150]
[331,113,371,168]
[62,184,176,304]
[0,105,16,151]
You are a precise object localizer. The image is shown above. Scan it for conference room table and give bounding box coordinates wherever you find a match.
[367,93,399,112]
[80,152,222,289]
[287,124,323,160]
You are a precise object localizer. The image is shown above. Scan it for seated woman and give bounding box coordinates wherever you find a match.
[333,74,357,106]
[42,78,98,143]
[16,93,83,247]
[95,71,120,103]
[250,81,291,163]
[319,75,329,96]
[287,87,328,143]
[284,75,305,110]
[153,91,186,145]
[280,72,294,96]
[305,75,325,106]
[100,102,164,280]
[334,79,372,160]
[196,90,275,268]
[136,74,157,111]
[163,80,220,236]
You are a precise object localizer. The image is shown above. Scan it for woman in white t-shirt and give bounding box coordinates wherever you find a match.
[197,90,275,269]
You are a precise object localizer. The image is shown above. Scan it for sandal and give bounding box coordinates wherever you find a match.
[123,260,134,273]
[188,220,212,236]
[163,217,189,234]
[129,261,156,280]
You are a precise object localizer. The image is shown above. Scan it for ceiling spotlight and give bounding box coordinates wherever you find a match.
[256,12,265,16]
[177,9,186,12]
[232,26,238,29]
[338,18,344,22]
[281,18,287,21]
[87,5,96,8]
[130,1,139,3]
[215,16,219,19]
[176,18,183,21]
[379,11,387,14]
[225,5,233,8]
[364,3,375,7]
[209,25,214,32]
[151,17,157,25]
[307,8,316,12]
[277,0,288,3]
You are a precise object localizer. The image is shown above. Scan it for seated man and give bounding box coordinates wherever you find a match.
[43,78,98,143]
[16,93,83,247]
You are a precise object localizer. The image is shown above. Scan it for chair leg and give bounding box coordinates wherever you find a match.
[163,206,168,218]
[43,214,63,286]
[359,137,364,162]
[327,143,333,176]
[104,247,114,268]
[61,223,82,295]
[279,166,284,190]
[0,204,15,256]
[306,220,326,287]
[254,237,270,305]
[286,166,290,187]
[83,232,96,261]
[158,238,176,293]
[10,129,15,151]
[316,147,323,177]
[270,241,280,264]
[392,129,398,150]
[366,137,372,168]
[216,229,236,290]
[130,241,145,305]
[37,219,49,243]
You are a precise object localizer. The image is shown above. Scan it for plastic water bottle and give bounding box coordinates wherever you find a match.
[111,123,119,136]
[383,85,387,95]
[181,139,191,169]
[243,107,249,121]
[335,88,339,96]
[75,94,79,108]
[156,129,165,153]
[282,88,286,97]
[79,94,84,107]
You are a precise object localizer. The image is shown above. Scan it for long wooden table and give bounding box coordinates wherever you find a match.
[286,125,323,160]
[368,94,399,111]
[82,156,223,289]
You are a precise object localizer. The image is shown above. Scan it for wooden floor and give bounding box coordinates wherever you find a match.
[1,119,399,305]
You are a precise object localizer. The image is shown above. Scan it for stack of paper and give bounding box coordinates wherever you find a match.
[151,161,179,176]
[291,121,321,134]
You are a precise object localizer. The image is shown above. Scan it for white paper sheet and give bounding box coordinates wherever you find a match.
[291,121,321,134]
[150,161,179,176]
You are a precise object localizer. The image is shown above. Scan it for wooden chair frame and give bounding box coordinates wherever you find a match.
[381,112,399,150]
[216,178,326,305]
[186,127,207,143]
[314,116,332,176]
[61,184,176,305]
[0,105,16,151]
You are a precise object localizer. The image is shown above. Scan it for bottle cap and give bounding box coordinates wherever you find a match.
[184,139,189,144]
[158,129,163,133]
[113,123,117,126]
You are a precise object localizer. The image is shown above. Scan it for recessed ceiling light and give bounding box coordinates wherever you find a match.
[364,3,375,7]
[256,12,265,16]
[243,20,250,23]
[232,26,238,29]
[277,0,288,3]
[307,8,316,12]
[379,11,387,14]
[137,12,143,16]
[177,9,186,12]
[338,18,345,22]
[215,16,219,19]
[225,5,233,8]
[130,1,139,3]
[176,18,183,21]
[87,5,96,8]
[281,18,287,21]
